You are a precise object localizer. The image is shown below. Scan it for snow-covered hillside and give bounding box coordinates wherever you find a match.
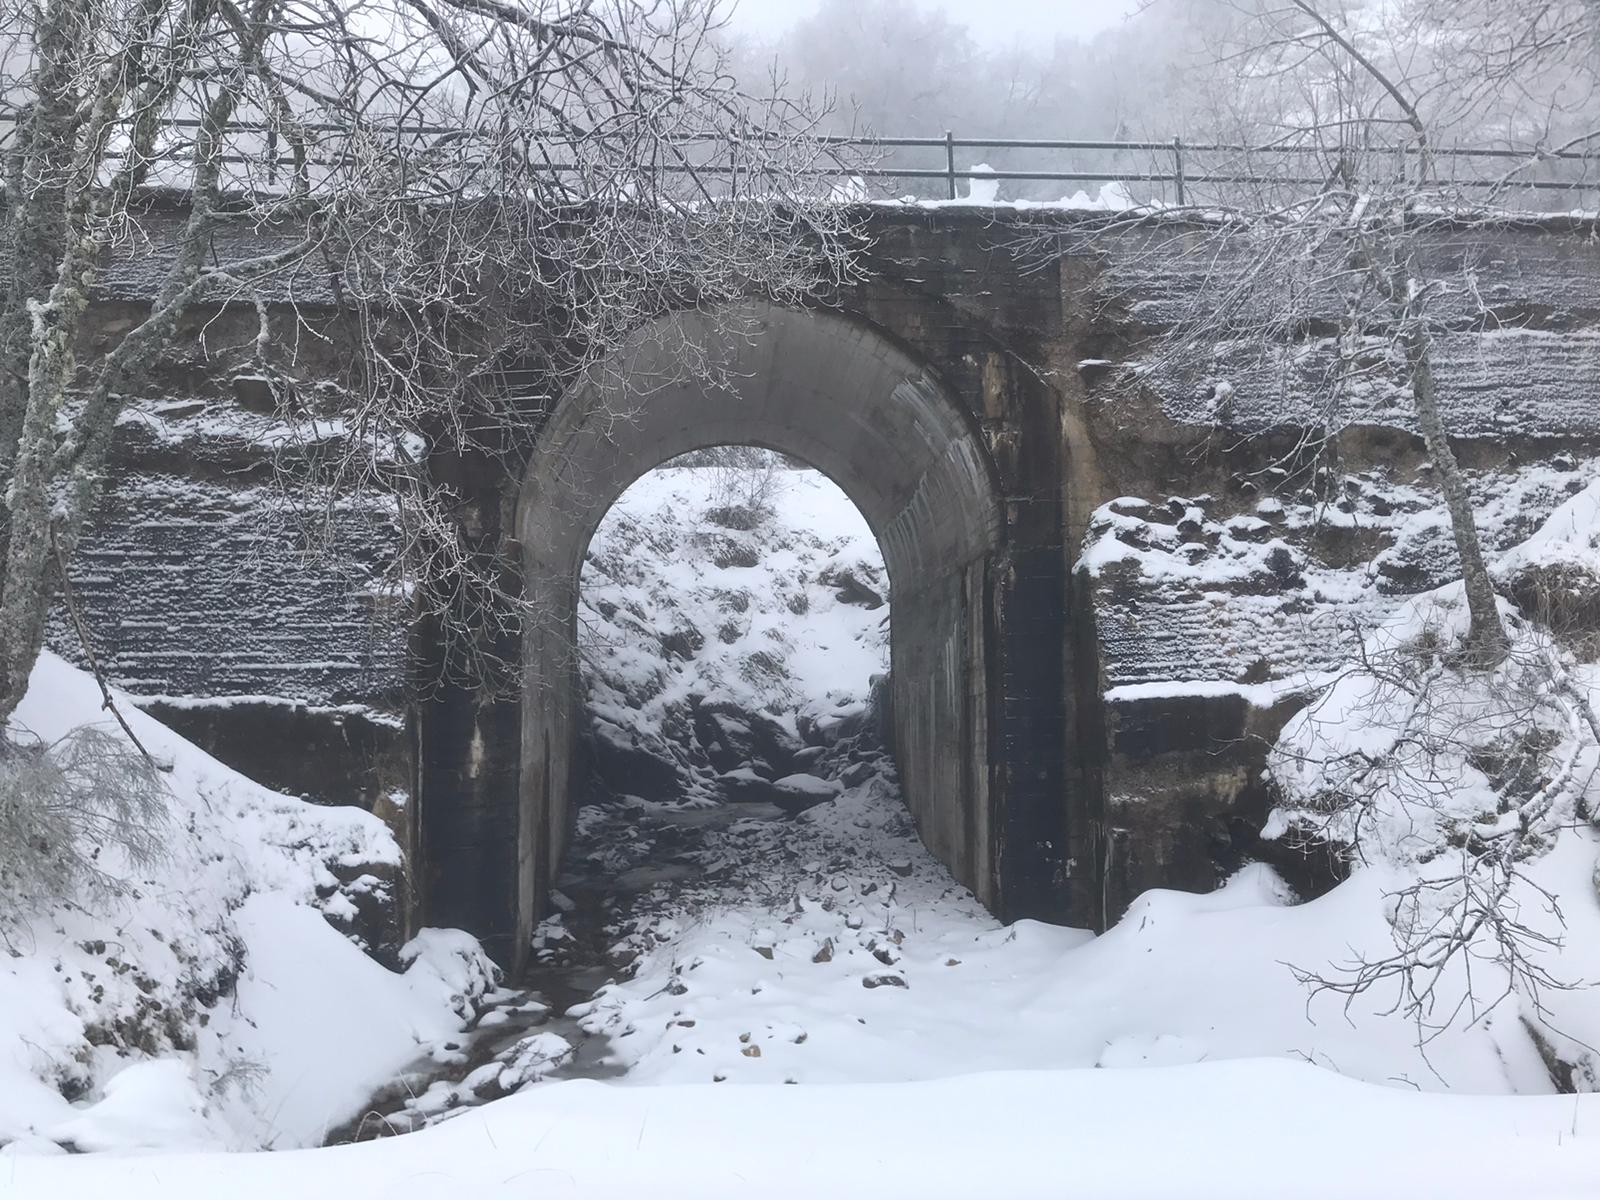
[0,654,494,1152]
[578,465,889,809]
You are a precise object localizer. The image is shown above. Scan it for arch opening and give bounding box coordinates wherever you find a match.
[511,302,1005,968]
[542,449,894,966]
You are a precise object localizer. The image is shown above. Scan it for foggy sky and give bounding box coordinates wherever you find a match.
[729,0,1144,47]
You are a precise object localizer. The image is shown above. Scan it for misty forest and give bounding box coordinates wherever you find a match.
[4,0,1600,1195]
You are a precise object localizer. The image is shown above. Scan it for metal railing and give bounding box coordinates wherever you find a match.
[842,132,1599,202]
[7,117,1596,207]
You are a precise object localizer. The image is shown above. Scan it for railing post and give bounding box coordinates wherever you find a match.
[945,129,957,200]
[1172,135,1185,206]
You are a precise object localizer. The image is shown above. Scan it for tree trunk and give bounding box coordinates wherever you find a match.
[1400,317,1509,661]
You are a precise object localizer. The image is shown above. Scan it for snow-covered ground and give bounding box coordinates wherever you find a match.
[10,1061,1600,1199]
[9,463,1600,1196]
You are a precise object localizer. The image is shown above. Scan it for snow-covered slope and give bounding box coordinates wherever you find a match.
[0,653,492,1151]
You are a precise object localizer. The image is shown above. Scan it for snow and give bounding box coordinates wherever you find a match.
[1105,678,1308,707]
[567,786,1578,1095]
[0,652,486,1151]
[894,177,1144,212]
[8,1062,1600,1198]
[1497,475,1600,578]
[44,1060,223,1153]
[220,895,479,1148]
[12,461,1600,1190]
[1081,461,1600,687]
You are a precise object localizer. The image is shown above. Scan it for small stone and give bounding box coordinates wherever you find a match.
[667,981,688,996]
[739,1032,752,1043]
[812,939,834,964]
[888,859,913,877]
[741,1044,762,1058]
[872,947,897,966]
[793,1031,808,1044]
[945,958,962,967]
[753,946,774,960]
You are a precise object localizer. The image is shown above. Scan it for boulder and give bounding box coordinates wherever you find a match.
[768,772,843,816]
[691,699,802,775]
[585,720,682,801]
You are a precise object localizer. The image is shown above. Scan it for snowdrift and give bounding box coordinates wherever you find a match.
[0,653,491,1151]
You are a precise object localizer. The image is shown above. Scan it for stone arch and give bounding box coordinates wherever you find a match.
[509,301,1006,965]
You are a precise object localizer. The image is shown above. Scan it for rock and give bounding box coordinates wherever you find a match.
[769,772,844,816]
[692,699,803,776]
[839,760,875,788]
[658,619,705,661]
[718,767,781,804]
[812,939,833,963]
[819,562,885,609]
[694,531,760,569]
[862,973,908,989]
[704,503,764,531]
[585,720,682,802]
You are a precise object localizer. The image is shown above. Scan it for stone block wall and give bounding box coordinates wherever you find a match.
[49,203,1600,946]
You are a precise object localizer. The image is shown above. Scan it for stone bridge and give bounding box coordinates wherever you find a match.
[58,204,1600,965]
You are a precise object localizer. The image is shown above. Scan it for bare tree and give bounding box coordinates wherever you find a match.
[0,0,863,727]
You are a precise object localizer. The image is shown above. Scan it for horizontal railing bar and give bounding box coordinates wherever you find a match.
[0,114,1591,162]
[183,154,1598,189]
